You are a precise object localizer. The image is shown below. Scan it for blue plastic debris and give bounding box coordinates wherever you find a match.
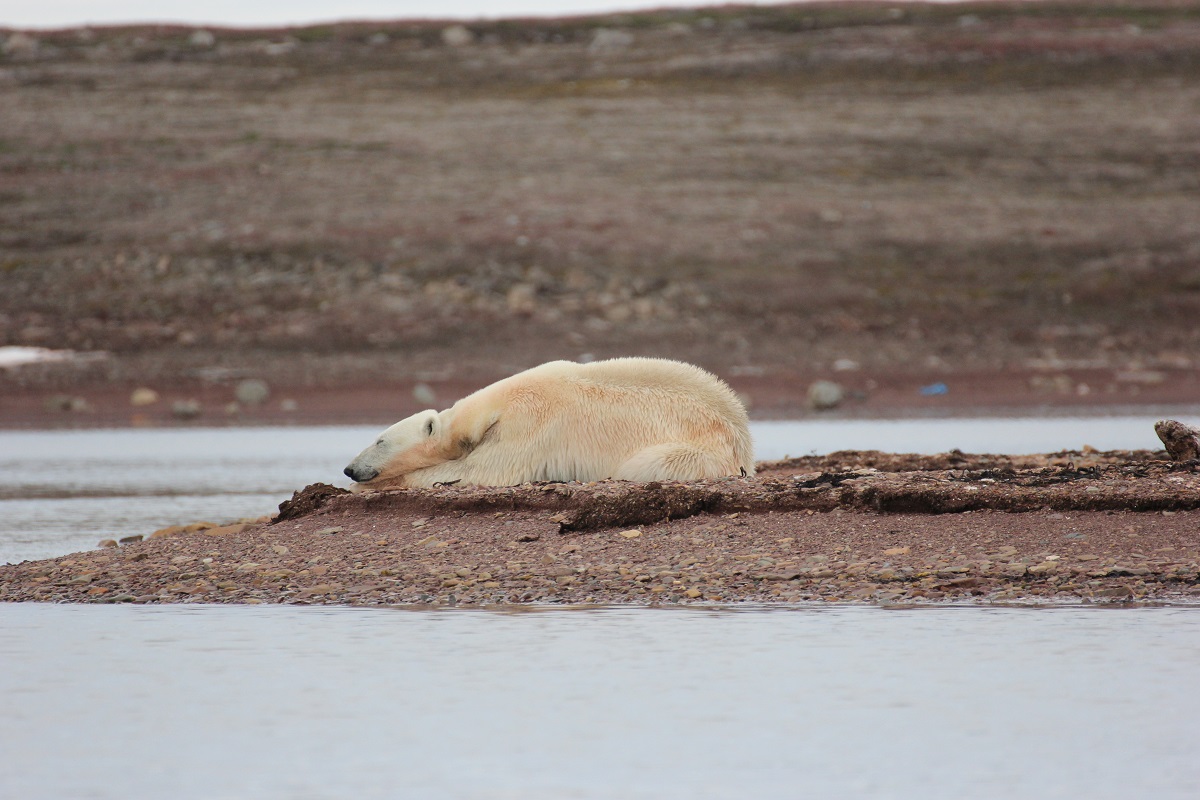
[919,382,948,396]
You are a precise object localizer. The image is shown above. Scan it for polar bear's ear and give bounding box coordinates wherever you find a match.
[424,412,439,438]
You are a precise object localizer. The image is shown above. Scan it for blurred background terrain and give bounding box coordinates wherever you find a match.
[2,1,1199,423]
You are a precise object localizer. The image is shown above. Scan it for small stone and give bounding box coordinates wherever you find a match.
[589,28,634,51]
[110,593,136,603]
[515,533,540,542]
[807,380,844,411]
[98,539,118,548]
[171,399,202,419]
[118,535,143,544]
[235,379,270,406]
[883,546,910,556]
[617,529,642,539]
[150,521,216,538]
[45,395,91,413]
[411,518,429,528]
[506,284,537,316]
[272,545,289,555]
[412,383,437,406]
[203,523,248,537]
[684,588,702,599]
[441,25,474,46]
[1,32,39,58]
[314,527,344,535]
[130,387,159,406]
[1154,419,1200,462]
[188,29,216,47]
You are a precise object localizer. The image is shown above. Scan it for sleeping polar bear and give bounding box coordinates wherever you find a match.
[343,358,754,490]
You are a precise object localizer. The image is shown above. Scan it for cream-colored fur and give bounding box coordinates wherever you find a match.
[343,358,754,489]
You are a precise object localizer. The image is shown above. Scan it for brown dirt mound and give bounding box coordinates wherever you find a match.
[277,453,1200,532]
[275,483,350,521]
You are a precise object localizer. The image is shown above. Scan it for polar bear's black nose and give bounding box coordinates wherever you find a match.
[344,465,378,482]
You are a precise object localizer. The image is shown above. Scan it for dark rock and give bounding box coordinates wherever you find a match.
[1155,419,1200,462]
[275,483,350,522]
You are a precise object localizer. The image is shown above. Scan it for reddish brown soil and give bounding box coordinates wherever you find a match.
[3,1,1200,424]
[4,365,1200,429]
[4,449,1198,606]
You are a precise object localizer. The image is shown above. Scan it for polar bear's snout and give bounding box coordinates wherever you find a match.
[344,463,379,483]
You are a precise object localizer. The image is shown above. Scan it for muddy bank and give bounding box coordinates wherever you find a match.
[3,449,1198,606]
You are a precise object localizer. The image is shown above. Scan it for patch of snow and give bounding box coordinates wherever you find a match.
[0,346,107,369]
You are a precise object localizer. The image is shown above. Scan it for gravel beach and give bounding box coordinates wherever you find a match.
[4,449,1198,606]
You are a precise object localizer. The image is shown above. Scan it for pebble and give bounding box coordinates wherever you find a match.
[807,380,844,411]
[315,527,344,535]
[618,529,642,539]
[441,25,474,46]
[98,539,118,548]
[119,535,143,544]
[412,383,438,406]
[171,399,202,419]
[203,523,248,537]
[130,387,159,406]
[235,379,270,406]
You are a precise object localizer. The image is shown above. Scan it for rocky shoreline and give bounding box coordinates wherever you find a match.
[4,447,1198,607]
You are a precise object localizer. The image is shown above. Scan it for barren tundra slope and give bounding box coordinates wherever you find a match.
[2,1,1200,420]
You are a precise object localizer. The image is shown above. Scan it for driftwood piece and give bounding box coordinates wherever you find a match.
[1154,419,1200,462]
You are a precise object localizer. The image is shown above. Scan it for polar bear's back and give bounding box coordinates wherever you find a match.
[469,357,753,482]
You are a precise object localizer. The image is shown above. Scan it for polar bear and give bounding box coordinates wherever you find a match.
[343,358,754,490]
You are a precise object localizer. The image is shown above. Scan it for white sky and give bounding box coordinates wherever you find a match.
[3,0,821,30]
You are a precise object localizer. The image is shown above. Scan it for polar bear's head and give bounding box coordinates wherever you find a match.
[343,409,447,488]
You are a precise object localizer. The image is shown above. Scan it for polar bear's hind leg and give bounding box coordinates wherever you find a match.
[613,442,734,481]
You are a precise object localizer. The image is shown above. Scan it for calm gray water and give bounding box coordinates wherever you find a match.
[0,417,1187,564]
[1,603,1197,800]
